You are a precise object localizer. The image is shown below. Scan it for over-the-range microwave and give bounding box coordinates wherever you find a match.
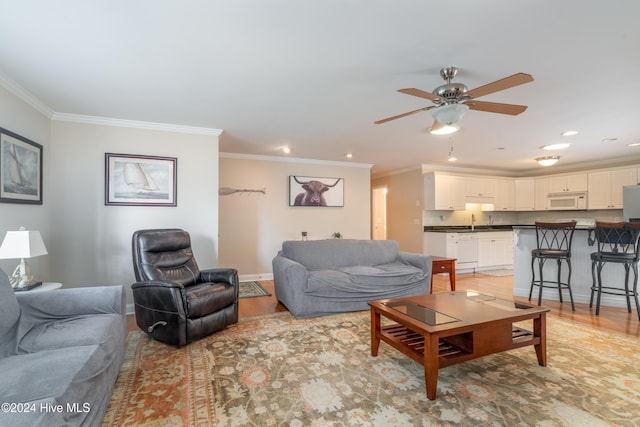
[547,192,587,210]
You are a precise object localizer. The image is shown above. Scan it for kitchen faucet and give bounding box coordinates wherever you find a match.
[471,213,476,231]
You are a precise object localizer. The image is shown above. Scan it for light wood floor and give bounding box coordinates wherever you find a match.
[128,273,640,338]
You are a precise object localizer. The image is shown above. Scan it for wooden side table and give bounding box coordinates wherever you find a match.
[430,256,456,292]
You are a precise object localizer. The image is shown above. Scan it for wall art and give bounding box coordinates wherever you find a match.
[0,128,43,204]
[289,175,343,207]
[105,153,177,206]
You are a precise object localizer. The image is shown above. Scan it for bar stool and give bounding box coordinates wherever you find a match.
[589,221,640,320]
[529,221,577,310]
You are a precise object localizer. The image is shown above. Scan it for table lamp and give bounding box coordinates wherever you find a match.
[0,227,48,290]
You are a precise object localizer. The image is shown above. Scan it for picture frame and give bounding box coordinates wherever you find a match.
[0,128,43,204]
[289,175,344,207]
[105,153,177,206]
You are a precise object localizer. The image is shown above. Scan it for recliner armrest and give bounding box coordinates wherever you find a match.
[200,268,239,287]
[132,280,187,313]
[16,285,125,319]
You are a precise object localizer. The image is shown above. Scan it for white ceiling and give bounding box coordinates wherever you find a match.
[1,1,640,176]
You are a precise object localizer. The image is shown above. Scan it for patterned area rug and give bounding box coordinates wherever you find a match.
[103,311,640,426]
[238,281,271,298]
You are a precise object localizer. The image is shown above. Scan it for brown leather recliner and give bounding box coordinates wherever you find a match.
[131,228,238,346]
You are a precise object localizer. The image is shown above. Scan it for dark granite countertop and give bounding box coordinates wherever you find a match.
[423,225,517,233]
[512,225,594,231]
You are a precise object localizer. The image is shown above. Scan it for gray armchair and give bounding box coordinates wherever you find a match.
[131,228,239,346]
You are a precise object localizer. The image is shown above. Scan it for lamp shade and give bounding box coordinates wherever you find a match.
[0,229,48,259]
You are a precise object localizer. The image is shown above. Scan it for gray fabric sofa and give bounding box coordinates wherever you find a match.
[272,239,432,318]
[0,269,126,427]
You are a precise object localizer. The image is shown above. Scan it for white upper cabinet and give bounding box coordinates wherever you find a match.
[424,173,466,210]
[548,172,588,193]
[421,165,639,212]
[514,178,535,211]
[534,177,549,210]
[465,177,496,197]
[588,167,638,209]
[494,179,515,211]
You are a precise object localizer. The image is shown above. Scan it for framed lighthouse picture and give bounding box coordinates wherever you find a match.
[0,128,43,205]
[105,153,177,206]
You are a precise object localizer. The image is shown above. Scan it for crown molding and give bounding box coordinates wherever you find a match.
[220,152,373,169]
[52,113,222,136]
[0,71,54,118]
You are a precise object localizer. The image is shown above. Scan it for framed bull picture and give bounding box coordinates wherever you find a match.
[289,175,344,207]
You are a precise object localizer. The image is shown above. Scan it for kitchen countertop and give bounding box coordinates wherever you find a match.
[423,225,517,233]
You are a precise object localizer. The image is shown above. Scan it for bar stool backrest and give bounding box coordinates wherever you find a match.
[594,221,640,259]
[534,221,577,254]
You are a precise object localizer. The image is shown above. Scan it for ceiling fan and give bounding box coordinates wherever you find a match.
[375,66,534,134]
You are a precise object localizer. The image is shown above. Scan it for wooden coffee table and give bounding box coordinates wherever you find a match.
[369,291,549,400]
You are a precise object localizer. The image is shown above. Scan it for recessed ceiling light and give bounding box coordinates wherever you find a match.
[282,147,291,154]
[561,130,578,136]
[541,143,570,150]
[345,153,353,158]
[628,142,640,147]
[602,138,617,143]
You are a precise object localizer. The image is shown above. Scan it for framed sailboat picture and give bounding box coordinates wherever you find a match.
[0,128,43,204]
[105,153,177,206]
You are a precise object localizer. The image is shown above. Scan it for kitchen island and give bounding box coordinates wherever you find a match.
[513,226,632,308]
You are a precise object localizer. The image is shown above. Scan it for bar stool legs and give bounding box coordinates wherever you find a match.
[530,256,575,311]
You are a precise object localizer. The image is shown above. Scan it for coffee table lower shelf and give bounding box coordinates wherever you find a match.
[380,324,537,366]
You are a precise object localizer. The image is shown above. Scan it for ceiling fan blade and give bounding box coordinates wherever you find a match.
[374,106,433,124]
[398,88,441,101]
[465,100,528,115]
[466,73,533,99]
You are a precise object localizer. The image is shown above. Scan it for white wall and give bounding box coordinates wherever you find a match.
[219,154,372,279]
[0,84,52,281]
[48,119,220,306]
[371,168,425,253]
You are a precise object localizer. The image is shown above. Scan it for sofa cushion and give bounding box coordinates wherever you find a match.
[339,263,427,286]
[306,263,426,295]
[17,313,124,355]
[282,239,399,270]
[0,269,20,357]
[0,345,110,426]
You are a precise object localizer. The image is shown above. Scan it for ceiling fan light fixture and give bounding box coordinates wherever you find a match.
[432,103,469,126]
[430,120,460,135]
[536,155,560,166]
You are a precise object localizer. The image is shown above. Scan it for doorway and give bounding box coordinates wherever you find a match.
[372,186,387,240]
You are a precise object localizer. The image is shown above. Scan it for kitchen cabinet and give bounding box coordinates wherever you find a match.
[424,232,478,270]
[494,179,515,211]
[548,172,588,193]
[477,232,514,268]
[534,177,549,211]
[514,178,534,211]
[465,177,496,197]
[424,173,466,210]
[588,168,638,209]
